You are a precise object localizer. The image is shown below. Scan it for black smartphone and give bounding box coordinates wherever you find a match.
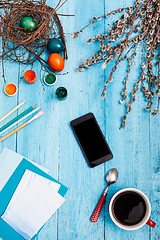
[70,113,113,167]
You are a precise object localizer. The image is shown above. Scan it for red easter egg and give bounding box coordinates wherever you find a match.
[48,53,64,72]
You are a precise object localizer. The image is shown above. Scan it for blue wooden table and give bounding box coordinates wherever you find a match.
[0,0,160,239]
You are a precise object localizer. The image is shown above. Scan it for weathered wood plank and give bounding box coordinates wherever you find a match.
[57,0,107,239]
[0,59,19,152]
[0,0,159,239]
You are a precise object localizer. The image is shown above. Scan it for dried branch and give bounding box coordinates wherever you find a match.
[72,0,160,127]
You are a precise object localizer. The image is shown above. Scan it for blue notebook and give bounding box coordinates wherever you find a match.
[0,158,68,240]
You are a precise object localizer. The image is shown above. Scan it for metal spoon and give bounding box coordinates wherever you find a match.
[91,168,118,223]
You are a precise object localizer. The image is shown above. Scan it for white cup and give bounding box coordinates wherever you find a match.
[109,188,156,230]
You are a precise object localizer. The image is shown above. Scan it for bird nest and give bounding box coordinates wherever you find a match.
[0,0,68,75]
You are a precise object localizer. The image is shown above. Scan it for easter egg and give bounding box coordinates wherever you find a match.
[47,38,64,53]
[48,53,64,72]
[20,17,37,32]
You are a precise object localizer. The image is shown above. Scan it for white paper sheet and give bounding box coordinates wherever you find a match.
[0,147,49,191]
[9,170,61,205]
[2,170,65,240]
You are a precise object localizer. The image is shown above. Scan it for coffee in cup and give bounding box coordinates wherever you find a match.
[109,188,156,230]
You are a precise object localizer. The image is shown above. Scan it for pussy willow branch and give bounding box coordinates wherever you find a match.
[102,7,139,98]
[72,0,160,128]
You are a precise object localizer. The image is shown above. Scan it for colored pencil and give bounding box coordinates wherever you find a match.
[0,101,26,123]
[0,107,40,136]
[0,105,36,133]
[0,110,44,142]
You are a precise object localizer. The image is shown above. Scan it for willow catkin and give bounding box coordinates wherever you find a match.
[72,0,160,128]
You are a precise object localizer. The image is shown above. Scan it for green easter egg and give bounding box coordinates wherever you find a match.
[20,17,37,32]
[47,38,64,53]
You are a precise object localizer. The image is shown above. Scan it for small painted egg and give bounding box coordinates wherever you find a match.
[48,53,65,72]
[20,17,37,32]
[47,38,64,53]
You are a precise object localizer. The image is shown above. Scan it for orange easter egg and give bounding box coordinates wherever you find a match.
[48,53,64,72]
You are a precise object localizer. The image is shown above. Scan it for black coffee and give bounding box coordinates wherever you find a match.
[113,191,146,226]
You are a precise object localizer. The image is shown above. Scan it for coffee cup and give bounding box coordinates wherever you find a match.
[109,188,156,230]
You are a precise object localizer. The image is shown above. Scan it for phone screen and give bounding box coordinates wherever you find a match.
[71,114,112,166]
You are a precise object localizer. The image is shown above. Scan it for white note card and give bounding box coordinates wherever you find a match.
[2,170,65,240]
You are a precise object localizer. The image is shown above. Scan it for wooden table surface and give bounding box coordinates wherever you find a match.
[0,0,160,239]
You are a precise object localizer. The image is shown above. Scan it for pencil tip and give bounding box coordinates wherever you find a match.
[32,105,37,108]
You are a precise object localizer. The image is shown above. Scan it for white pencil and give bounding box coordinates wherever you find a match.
[0,107,40,136]
[0,110,44,142]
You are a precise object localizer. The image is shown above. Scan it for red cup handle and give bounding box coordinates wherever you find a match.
[146,219,156,228]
